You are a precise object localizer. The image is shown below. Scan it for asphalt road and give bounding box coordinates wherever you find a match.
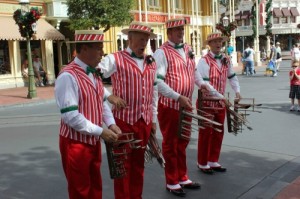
[0,60,299,199]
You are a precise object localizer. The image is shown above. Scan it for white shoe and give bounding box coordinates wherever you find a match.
[273,73,278,77]
[40,82,45,87]
[297,106,300,112]
[290,105,295,111]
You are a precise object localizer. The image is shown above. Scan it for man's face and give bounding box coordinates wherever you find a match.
[208,38,224,54]
[129,32,150,57]
[168,26,185,44]
[85,42,104,67]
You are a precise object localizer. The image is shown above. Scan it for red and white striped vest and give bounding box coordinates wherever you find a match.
[111,51,156,125]
[59,62,104,145]
[159,42,195,110]
[203,53,229,107]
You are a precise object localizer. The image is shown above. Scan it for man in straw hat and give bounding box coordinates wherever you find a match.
[99,21,158,199]
[196,32,241,174]
[55,30,121,199]
[153,18,208,197]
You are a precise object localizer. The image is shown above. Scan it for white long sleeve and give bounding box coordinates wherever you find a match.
[55,58,115,137]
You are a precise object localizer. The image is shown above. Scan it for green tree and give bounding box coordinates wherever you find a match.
[67,0,135,32]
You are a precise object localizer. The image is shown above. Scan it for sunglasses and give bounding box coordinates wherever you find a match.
[292,66,298,68]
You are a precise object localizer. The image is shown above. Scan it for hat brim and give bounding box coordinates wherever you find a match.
[121,29,157,39]
[65,40,111,43]
[204,36,228,45]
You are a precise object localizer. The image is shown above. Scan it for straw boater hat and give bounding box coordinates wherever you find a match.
[204,32,228,45]
[121,22,157,39]
[165,18,187,29]
[67,30,110,43]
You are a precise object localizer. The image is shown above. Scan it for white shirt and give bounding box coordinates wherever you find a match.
[98,47,158,122]
[55,57,115,137]
[196,52,240,98]
[153,40,218,100]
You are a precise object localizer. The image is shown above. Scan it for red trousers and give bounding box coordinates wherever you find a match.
[114,118,152,199]
[197,108,226,165]
[59,135,102,199]
[158,103,189,185]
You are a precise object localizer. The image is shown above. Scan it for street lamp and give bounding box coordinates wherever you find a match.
[13,0,41,98]
[222,16,229,27]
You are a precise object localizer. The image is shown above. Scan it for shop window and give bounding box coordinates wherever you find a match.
[291,16,296,23]
[20,40,42,63]
[273,17,279,24]
[236,20,242,26]
[281,17,288,23]
[244,18,250,26]
[0,40,11,75]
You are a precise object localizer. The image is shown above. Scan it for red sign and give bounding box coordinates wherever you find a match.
[134,13,190,24]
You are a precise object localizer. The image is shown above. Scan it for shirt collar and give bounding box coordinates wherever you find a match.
[168,40,184,48]
[74,57,89,72]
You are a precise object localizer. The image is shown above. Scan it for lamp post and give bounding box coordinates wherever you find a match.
[222,16,229,55]
[14,0,41,98]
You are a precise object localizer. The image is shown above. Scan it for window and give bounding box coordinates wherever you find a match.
[0,40,11,75]
[291,16,296,23]
[236,20,242,26]
[171,0,181,9]
[273,17,279,24]
[148,0,159,7]
[244,18,250,26]
[281,17,288,23]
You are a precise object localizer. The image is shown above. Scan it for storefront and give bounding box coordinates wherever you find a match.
[0,2,65,89]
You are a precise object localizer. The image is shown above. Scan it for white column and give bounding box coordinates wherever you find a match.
[231,0,238,66]
[212,0,215,32]
[167,0,171,19]
[254,0,261,66]
[138,0,142,21]
[172,0,175,18]
[192,0,196,52]
[195,0,200,55]
[144,0,148,22]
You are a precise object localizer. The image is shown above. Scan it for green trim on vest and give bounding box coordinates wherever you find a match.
[60,105,78,114]
[228,73,236,79]
[154,81,157,86]
[203,77,210,81]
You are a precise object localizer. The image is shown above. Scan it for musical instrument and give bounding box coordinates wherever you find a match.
[105,133,142,179]
[144,133,165,168]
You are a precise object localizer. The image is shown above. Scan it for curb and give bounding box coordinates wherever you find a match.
[0,99,55,109]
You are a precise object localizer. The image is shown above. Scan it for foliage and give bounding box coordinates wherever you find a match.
[13,7,41,38]
[215,21,237,37]
[251,4,256,39]
[67,0,135,32]
[265,0,272,37]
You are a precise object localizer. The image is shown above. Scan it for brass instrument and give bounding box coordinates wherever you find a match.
[105,133,142,179]
[144,133,166,168]
[178,105,223,140]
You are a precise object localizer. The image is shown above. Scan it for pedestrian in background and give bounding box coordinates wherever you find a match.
[99,21,158,199]
[243,44,255,76]
[291,44,300,62]
[275,42,282,72]
[196,32,241,174]
[55,30,121,199]
[269,41,278,77]
[289,60,300,112]
[226,42,234,58]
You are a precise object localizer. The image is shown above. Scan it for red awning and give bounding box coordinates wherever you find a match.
[281,8,291,17]
[273,8,282,17]
[291,7,300,16]
[241,10,250,19]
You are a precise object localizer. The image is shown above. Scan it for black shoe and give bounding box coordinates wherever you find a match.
[180,182,201,189]
[166,187,186,197]
[211,166,227,172]
[199,168,214,175]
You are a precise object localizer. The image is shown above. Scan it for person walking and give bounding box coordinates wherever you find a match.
[153,18,206,197]
[99,21,158,199]
[269,42,278,77]
[291,44,300,62]
[55,30,121,199]
[196,32,241,174]
[289,60,300,112]
[275,42,282,72]
[243,44,255,76]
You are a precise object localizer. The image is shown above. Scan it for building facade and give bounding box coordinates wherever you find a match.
[0,0,65,89]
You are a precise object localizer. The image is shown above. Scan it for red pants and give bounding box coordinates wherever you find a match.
[197,108,226,165]
[114,118,152,199]
[158,103,189,185]
[59,135,102,199]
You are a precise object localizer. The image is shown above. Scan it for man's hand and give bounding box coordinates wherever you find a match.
[178,95,193,109]
[200,84,210,92]
[107,95,127,110]
[100,128,119,143]
[108,124,122,136]
[151,123,156,135]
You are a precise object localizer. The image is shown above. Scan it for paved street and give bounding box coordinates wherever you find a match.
[0,60,300,199]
